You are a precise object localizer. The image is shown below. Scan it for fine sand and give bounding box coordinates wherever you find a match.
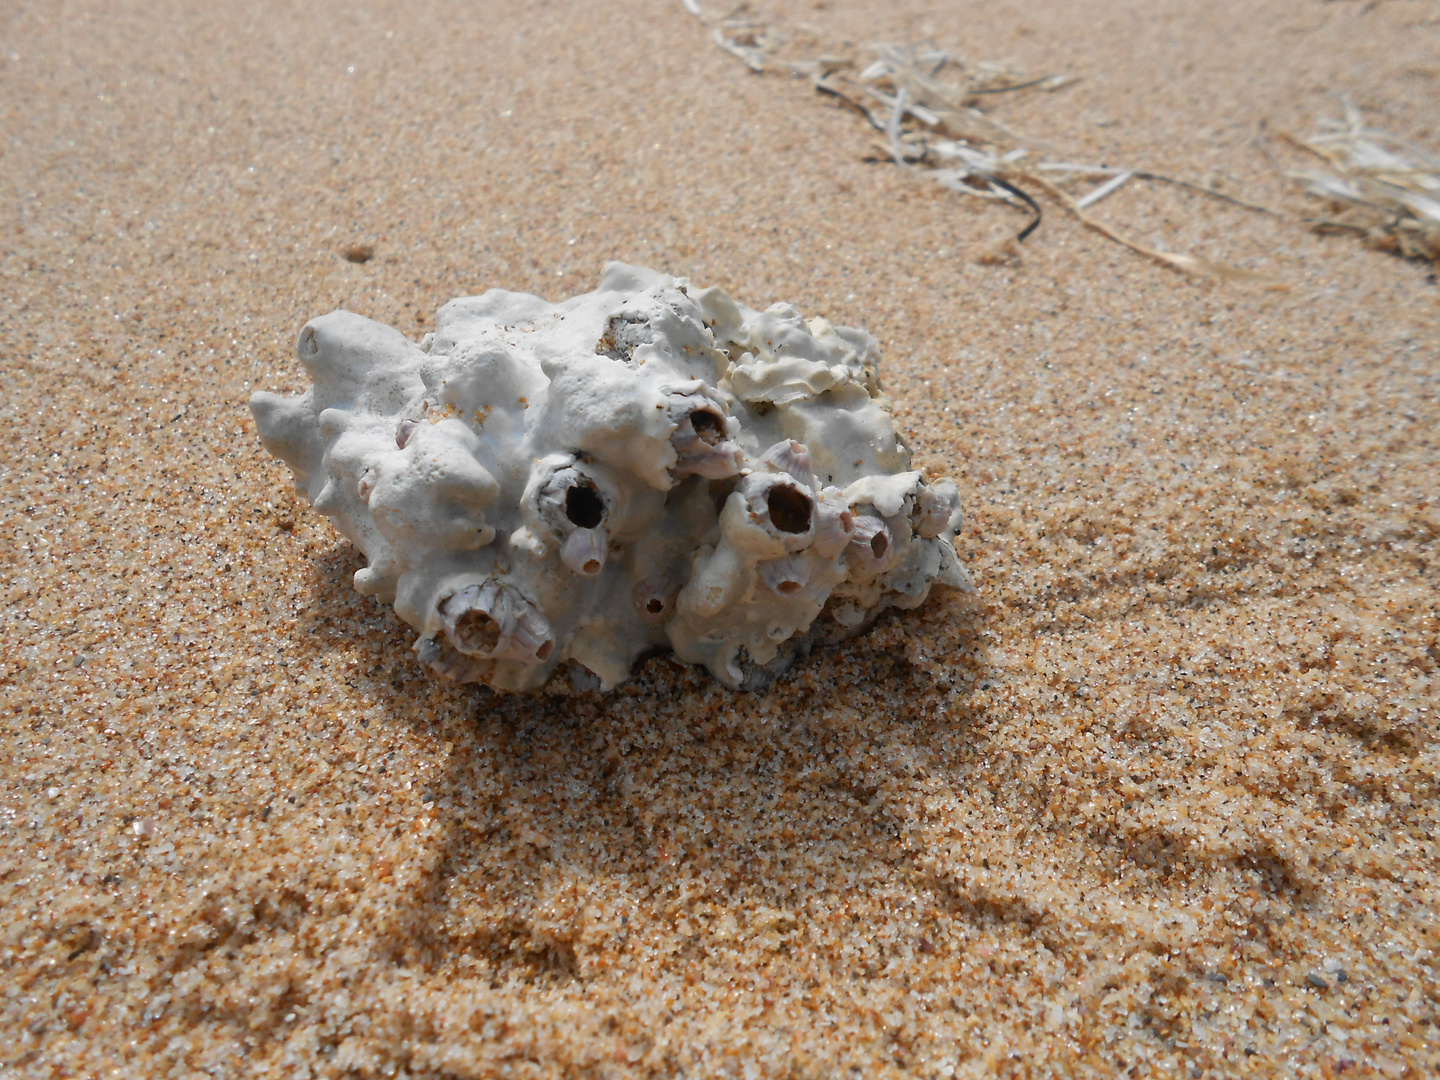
[3,0,1437,1076]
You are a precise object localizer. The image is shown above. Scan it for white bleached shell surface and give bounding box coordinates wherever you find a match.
[250,263,972,692]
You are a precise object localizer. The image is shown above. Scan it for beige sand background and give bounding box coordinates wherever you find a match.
[3,0,1437,1075]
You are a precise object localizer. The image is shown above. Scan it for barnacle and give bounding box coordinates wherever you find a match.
[251,263,971,691]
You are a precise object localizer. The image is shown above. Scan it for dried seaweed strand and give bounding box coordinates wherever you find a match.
[1038,164,1281,216]
[1025,173,1283,284]
[969,75,1054,96]
[986,175,1043,241]
[1279,100,1440,263]
[684,0,1280,280]
[814,79,886,132]
[1137,173,1279,216]
[1075,171,1133,210]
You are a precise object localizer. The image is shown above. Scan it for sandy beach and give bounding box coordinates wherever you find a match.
[2,0,1437,1075]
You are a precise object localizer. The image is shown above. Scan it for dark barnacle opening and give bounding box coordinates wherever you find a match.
[870,531,889,558]
[564,484,605,529]
[767,485,813,534]
[688,409,724,444]
[450,608,501,654]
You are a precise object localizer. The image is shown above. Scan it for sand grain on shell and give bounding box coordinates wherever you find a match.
[2,0,1437,1077]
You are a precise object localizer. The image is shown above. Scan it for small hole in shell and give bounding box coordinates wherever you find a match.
[646,598,665,615]
[689,409,724,445]
[766,485,812,534]
[777,580,801,595]
[871,532,888,558]
[565,485,605,529]
[535,641,554,661]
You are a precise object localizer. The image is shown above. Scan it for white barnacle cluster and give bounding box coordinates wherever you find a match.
[250,263,971,692]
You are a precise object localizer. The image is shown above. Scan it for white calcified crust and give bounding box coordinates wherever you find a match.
[250,263,972,692]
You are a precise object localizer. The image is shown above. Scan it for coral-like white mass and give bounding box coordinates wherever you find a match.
[251,263,971,691]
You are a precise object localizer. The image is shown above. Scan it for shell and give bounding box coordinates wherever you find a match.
[251,262,968,692]
[847,515,895,577]
[912,479,961,538]
[413,636,490,683]
[674,444,746,479]
[439,580,554,664]
[561,527,608,576]
[812,492,857,558]
[669,405,728,455]
[757,439,816,487]
[736,472,816,553]
[758,554,811,596]
[528,458,609,540]
[671,402,743,479]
